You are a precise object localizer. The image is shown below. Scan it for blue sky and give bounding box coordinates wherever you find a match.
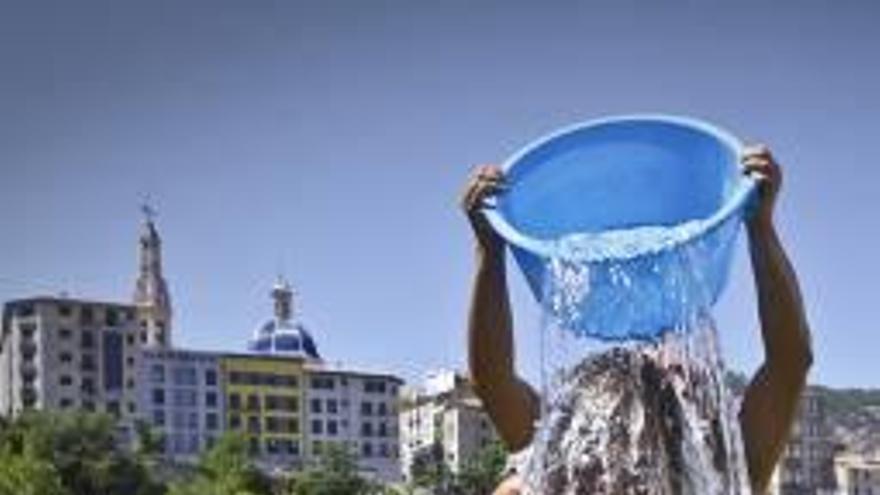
[1,1,878,387]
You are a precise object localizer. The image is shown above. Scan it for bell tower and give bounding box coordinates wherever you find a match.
[133,203,172,349]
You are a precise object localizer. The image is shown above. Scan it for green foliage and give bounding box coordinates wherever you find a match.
[0,411,164,495]
[0,450,68,495]
[168,432,272,495]
[456,442,507,495]
[288,443,377,495]
[409,442,508,495]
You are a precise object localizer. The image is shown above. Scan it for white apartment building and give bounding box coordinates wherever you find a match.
[834,452,880,495]
[304,363,403,482]
[770,388,837,495]
[400,370,500,480]
[139,348,224,462]
[0,297,143,429]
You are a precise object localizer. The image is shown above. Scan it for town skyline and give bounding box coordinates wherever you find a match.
[2,1,879,388]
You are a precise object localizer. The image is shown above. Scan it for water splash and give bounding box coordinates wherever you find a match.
[519,225,751,495]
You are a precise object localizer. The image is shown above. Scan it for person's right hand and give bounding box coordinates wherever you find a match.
[460,164,506,256]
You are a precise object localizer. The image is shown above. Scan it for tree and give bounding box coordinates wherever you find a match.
[289,443,377,495]
[168,432,271,495]
[0,411,164,495]
[456,442,508,495]
[0,449,68,495]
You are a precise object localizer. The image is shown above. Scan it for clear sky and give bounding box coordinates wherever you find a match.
[1,1,878,388]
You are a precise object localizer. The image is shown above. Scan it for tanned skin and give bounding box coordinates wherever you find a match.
[461,145,813,495]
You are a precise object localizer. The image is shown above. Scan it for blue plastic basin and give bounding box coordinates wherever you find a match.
[483,114,757,340]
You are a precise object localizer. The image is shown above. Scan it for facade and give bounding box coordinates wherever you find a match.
[139,348,224,462]
[833,452,880,495]
[221,353,306,470]
[304,363,403,481]
[400,370,500,480]
[0,298,143,429]
[771,388,838,495]
[0,209,405,483]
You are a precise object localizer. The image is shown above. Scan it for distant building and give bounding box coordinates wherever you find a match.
[1,209,173,423]
[400,370,500,481]
[833,451,880,495]
[770,387,838,495]
[304,363,402,482]
[0,297,143,430]
[139,348,224,463]
[0,208,405,483]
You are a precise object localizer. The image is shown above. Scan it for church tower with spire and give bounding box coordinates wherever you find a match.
[133,203,173,349]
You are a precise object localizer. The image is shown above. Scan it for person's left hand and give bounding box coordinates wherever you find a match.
[742,144,782,228]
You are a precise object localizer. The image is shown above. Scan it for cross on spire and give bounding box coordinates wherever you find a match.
[141,198,157,223]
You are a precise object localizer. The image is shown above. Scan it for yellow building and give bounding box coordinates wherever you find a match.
[221,353,305,464]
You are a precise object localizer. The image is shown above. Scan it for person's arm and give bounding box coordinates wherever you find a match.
[462,165,540,452]
[738,145,813,493]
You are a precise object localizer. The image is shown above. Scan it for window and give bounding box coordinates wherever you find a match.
[105,308,119,327]
[229,394,241,410]
[246,394,260,411]
[128,402,136,414]
[152,389,165,405]
[126,334,135,346]
[173,389,197,407]
[311,399,322,414]
[363,380,386,394]
[229,414,241,429]
[289,418,300,434]
[81,377,95,395]
[312,419,323,435]
[188,412,199,429]
[361,422,373,437]
[153,410,166,426]
[206,413,218,430]
[311,376,335,390]
[82,400,96,412]
[150,364,165,383]
[378,422,388,437]
[58,305,72,318]
[59,375,73,386]
[361,401,373,416]
[327,399,338,414]
[140,330,147,343]
[266,416,280,433]
[126,356,135,367]
[205,391,218,408]
[266,438,280,455]
[172,366,197,386]
[380,443,389,458]
[229,372,243,384]
[361,442,373,458]
[81,330,94,349]
[327,420,338,436]
[59,352,73,363]
[378,402,387,416]
[80,306,94,325]
[205,369,217,386]
[81,354,96,372]
[59,398,73,409]
[247,416,260,434]
[106,401,120,416]
[59,328,72,339]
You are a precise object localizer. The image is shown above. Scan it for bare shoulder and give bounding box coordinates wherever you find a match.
[493,475,523,495]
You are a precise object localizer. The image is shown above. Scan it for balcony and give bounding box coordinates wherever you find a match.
[19,362,37,382]
[19,340,37,359]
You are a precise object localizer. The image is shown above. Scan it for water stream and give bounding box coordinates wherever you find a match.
[518,223,751,495]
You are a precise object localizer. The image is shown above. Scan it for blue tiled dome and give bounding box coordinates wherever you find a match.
[249,319,320,359]
[248,278,321,360]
